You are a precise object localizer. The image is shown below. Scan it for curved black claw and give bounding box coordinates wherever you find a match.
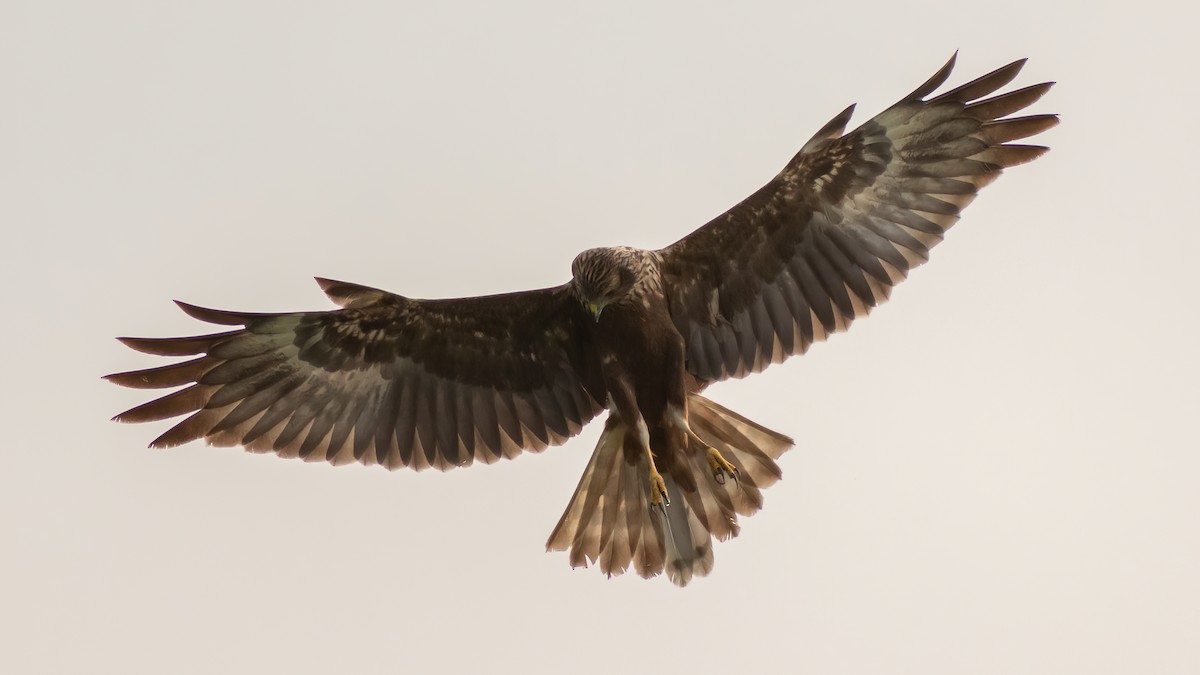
[648,469,670,510]
[707,447,740,486]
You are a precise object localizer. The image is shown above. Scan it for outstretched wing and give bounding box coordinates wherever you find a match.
[107,279,606,470]
[658,55,1057,383]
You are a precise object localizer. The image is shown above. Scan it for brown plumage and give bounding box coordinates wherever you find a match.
[107,55,1057,586]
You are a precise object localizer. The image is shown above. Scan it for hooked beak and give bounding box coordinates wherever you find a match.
[588,302,603,322]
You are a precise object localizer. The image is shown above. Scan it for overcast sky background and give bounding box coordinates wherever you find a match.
[3,1,1197,673]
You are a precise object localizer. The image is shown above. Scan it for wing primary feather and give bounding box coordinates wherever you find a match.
[930,58,1026,104]
[905,157,997,178]
[200,350,287,385]
[902,52,957,101]
[965,83,1054,121]
[314,277,395,308]
[799,104,856,154]
[979,115,1059,144]
[173,301,270,326]
[149,407,225,448]
[104,357,211,389]
[113,384,209,423]
[900,135,988,163]
[116,332,239,356]
[206,364,291,409]
[206,333,280,361]
[894,176,975,195]
[975,144,1050,168]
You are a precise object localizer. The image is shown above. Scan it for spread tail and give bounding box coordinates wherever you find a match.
[546,393,794,586]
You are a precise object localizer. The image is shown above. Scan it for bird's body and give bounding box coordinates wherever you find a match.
[108,55,1057,585]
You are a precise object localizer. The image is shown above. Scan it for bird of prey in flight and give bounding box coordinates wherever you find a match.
[108,55,1056,586]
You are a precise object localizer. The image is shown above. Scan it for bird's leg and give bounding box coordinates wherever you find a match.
[704,445,740,485]
[633,417,669,509]
[670,404,740,485]
[606,375,670,511]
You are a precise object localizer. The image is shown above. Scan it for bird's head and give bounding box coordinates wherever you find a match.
[571,247,640,321]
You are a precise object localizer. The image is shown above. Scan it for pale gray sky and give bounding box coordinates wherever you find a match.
[3,1,1197,674]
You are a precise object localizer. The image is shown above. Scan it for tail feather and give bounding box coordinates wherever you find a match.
[546,393,795,586]
[551,416,623,569]
[629,463,666,578]
[658,473,715,586]
[690,395,793,461]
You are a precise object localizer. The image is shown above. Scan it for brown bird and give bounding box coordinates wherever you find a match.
[107,55,1056,586]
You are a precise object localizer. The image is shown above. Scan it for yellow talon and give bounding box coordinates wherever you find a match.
[648,468,669,507]
[706,446,739,484]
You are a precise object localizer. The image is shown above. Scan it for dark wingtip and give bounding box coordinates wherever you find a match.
[799,103,857,154]
[313,276,340,292]
[173,301,245,325]
[829,103,856,129]
[103,357,209,390]
[935,57,1036,105]
[965,81,1056,122]
[116,335,188,355]
[316,277,395,308]
[110,409,140,424]
[991,143,1052,168]
[905,52,958,101]
[148,433,175,449]
[114,331,238,356]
